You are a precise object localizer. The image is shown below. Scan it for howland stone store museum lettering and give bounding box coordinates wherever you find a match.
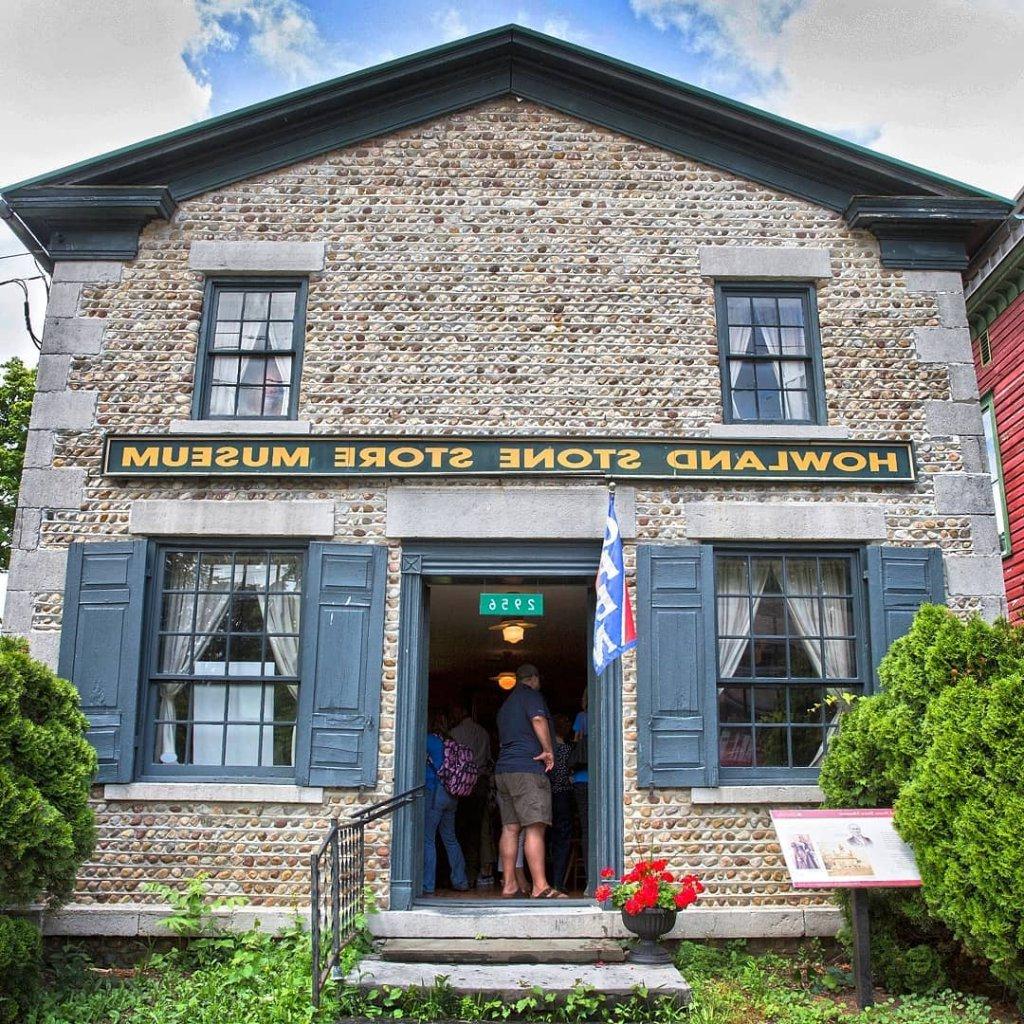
[0,26,1010,941]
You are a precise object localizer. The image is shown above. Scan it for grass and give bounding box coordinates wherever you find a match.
[26,929,1017,1024]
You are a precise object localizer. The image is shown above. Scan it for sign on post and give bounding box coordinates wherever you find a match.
[771,809,921,1009]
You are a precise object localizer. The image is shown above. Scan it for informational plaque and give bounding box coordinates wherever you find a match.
[770,808,921,889]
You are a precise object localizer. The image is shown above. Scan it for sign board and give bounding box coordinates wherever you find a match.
[770,809,921,889]
[479,593,544,616]
[103,435,916,483]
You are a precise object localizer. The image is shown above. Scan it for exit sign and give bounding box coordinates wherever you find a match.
[479,593,544,616]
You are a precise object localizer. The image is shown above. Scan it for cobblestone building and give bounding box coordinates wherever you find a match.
[0,28,1011,939]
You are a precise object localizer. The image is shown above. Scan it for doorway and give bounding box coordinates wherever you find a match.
[389,542,624,911]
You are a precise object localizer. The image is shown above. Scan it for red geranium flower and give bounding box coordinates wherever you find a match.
[600,867,616,879]
[594,885,612,902]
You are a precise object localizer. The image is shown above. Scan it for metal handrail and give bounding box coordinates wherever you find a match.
[310,784,425,1006]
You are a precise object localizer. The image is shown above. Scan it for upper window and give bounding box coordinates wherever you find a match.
[146,547,303,776]
[194,280,306,419]
[980,394,1010,556]
[716,284,825,425]
[714,551,865,779]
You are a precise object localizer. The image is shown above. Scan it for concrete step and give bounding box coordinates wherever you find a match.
[344,959,691,1004]
[377,938,626,964]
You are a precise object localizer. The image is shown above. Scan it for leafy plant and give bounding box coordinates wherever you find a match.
[594,859,703,913]
[0,356,35,570]
[142,872,247,938]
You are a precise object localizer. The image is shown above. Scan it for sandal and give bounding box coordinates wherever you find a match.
[533,887,569,899]
[501,888,529,899]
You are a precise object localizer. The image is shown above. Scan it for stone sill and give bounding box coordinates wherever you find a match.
[691,785,824,805]
[29,903,308,937]
[169,419,312,435]
[707,424,851,441]
[102,782,324,804]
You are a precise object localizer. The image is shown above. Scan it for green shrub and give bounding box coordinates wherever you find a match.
[819,606,1024,996]
[0,636,97,1015]
[0,914,42,1023]
[897,672,1024,1003]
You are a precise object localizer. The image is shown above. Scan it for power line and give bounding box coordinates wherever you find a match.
[0,276,45,350]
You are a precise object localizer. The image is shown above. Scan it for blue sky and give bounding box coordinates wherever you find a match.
[2,0,1022,362]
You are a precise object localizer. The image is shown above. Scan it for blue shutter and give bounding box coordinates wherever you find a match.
[636,544,717,788]
[866,545,945,684]
[58,540,149,784]
[296,543,387,787]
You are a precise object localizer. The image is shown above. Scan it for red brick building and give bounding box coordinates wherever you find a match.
[966,190,1024,617]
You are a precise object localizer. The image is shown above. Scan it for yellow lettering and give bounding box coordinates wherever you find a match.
[557,448,593,470]
[449,447,473,469]
[389,446,425,469]
[834,451,867,473]
[699,450,731,472]
[790,450,832,473]
[868,451,899,473]
[162,446,189,469]
[359,447,386,468]
[122,446,159,468]
[768,452,790,472]
[499,447,521,470]
[333,446,355,468]
[423,446,449,468]
[617,449,641,470]
[592,448,617,470]
[272,446,309,468]
[522,448,556,470]
[241,446,269,468]
[191,446,212,468]
[214,446,239,468]
[667,449,697,471]
[734,450,766,472]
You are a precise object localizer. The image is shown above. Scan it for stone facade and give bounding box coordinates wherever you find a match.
[6,99,1005,932]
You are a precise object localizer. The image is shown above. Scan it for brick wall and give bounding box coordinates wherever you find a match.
[7,99,1002,921]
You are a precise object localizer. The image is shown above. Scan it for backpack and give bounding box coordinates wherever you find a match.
[430,738,480,798]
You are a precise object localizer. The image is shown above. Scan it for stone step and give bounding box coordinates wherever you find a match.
[377,937,626,964]
[344,959,691,1004]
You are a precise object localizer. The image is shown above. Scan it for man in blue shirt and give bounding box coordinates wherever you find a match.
[494,664,565,898]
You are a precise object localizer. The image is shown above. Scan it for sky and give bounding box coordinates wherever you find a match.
[2,0,1022,365]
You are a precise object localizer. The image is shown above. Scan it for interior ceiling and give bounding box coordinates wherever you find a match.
[428,582,589,715]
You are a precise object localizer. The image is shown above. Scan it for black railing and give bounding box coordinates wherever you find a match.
[310,785,425,1006]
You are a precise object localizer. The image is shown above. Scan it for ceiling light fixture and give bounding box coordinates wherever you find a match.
[491,671,517,690]
[489,619,535,645]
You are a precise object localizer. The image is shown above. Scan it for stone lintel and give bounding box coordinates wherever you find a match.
[933,473,995,515]
[102,782,324,804]
[706,423,851,440]
[685,502,886,541]
[129,499,335,537]
[386,485,635,539]
[168,418,312,435]
[698,245,832,279]
[188,240,326,274]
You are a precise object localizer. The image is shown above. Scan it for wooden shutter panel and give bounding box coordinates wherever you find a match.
[58,540,149,784]
[636,544,717,788]
[296,543,387,787]
[866,545,945,684]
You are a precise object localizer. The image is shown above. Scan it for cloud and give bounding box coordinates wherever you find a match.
[433,8,470,42]
[631,0,1024,198]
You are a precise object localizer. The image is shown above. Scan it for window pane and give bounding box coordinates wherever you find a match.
[729,326,755,354]
[208,386,235,416]
[217,292,244,320]
[752,296,778,325]
[240,321,268,350]
[820,560,851,594]
[758,389,784,420]
[213,324,241,349]
[752,596,785,635]
[824,640,857,679]
[160,590,197,632]
[753,686,786,723]
[755,559,783,594]
[243,291,270,318]
[780,326,806,354]
[198,553,233,590]
[785,559,818,594]
[755,728,787,766]
[783,390,810,420]
[718,686,751,723]
[164,551,198,588]
[790,686,823,724]
[719,639,752,677]
[262,386,290,417]
[720,727,754,767]
[153,721,188,765]
[269,554,302,591]
[791,728,824,767]
[236,387,264,416]
[229,593,263,632]
[211,356,239,385]
[822,598,854,636]
[780,360,808,390]
[270,291,296,319]
[268,321,293,350]
[273,725,295,766]
[753,638,787,676]
[753,326,780,355]
[755,361,782,388]
[194,634,227,673]
[777,297,805,326]
[271,685,298,722]
[789,639,822,678]
[726,295,752,324]
[159,634,192,674]
[787,597,820,636]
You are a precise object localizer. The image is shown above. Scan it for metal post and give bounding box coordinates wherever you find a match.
[850,888,873,1009]
[330,818,341,975]
[310,851,321,1008]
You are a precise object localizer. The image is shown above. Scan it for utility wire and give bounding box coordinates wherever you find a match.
[0,275,46,350]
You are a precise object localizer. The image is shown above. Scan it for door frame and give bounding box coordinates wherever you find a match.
[389,541,624,910]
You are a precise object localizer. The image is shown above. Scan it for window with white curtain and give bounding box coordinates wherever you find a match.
[148,548,303,774]
[714,551,864,776]
[716,284,824,424]
[196,280,305,419]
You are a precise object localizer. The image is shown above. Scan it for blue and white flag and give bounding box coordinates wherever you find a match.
[593,491,637,675]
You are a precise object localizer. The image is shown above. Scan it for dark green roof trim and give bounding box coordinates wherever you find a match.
[0,25,1011,267]
[845,196,1009,270]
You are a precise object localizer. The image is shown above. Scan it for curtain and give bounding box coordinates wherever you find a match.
[821,561,854,679]
[258,591,300,764]
[157,574,230,763]
[718,560,773,677]
[782,560,824,678]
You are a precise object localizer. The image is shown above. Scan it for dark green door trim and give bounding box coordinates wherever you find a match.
[389,541,624,910]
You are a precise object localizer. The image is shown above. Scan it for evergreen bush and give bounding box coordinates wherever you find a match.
[0,636,97,1019]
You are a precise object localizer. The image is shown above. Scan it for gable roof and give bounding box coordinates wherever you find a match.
[0,24,1011,269]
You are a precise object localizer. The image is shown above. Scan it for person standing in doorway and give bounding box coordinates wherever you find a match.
[450,698,492,887]
[494,664,566,899]
[572,688,589,891]
[424,711,469,895]
[548,714,575,892]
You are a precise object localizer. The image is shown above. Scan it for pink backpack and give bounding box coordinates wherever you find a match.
[432,738,479,797]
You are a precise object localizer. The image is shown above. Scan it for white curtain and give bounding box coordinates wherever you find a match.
[717,559,772,678]
[258,591,300,765]
[781,560,824,678]
[821,561,854,679]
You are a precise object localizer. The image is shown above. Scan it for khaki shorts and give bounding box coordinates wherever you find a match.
[495,771,552,827]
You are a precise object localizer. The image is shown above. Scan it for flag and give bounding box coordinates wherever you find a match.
[593,491,637,674]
